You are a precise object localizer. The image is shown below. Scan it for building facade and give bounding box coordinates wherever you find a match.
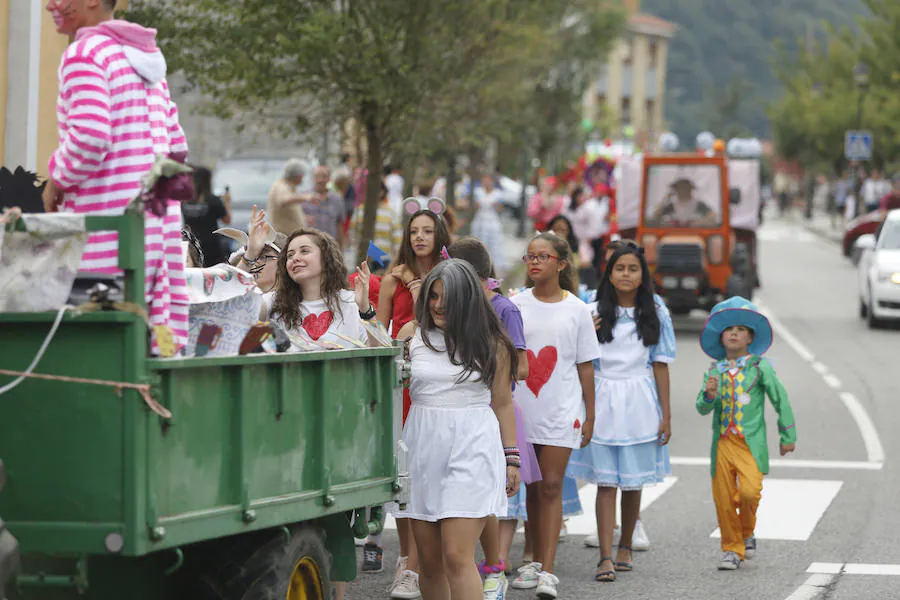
[582,0,676,142]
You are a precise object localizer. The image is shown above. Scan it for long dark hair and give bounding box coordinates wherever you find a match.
[272,228,348,330]
[416,259,518,387]
[596,244,660,346]
[395,209,451,272]
[524,231,580,294]
[191,166,213,203]
[546,214,579,257]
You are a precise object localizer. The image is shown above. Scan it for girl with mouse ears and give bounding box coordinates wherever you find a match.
[509,232,601,598]
[567,241,675,583]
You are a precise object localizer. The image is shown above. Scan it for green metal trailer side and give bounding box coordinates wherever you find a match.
[0,212,402,599]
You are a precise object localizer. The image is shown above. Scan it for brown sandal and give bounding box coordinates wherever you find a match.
[615,545,633,572]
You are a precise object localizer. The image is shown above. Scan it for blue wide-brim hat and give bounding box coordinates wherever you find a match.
[700,296,773,360]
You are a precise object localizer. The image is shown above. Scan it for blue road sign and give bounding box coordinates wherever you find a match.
[845,130,873,161]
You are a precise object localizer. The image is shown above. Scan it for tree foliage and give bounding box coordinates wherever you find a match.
[641,0,863,141]
[768,0,900,171]
[127,0,624,260]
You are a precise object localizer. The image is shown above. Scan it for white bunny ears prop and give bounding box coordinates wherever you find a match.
[214,227,283,254]
[403,196,446,217]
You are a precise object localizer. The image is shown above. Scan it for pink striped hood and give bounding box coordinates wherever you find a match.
[76,20,166,84]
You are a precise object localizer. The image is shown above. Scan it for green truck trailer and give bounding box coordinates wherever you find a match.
[0,211,404,599]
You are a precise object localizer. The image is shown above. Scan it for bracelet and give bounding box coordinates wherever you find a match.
[504,447,520,455]
[506,459,521,468]
[407,278,421,288]
[243,252,260,265]
[360,304,376,320]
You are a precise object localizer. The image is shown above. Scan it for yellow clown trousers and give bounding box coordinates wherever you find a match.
[712,434,763,559]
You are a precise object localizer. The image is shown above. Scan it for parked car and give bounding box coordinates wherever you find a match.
[857,209,900,328]
[844,209,885,260]
[213,157,313,232]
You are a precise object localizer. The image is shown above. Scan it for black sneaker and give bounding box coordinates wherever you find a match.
[361,543,384,574]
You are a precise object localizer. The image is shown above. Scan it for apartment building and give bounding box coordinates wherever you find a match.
[583,0,676,142]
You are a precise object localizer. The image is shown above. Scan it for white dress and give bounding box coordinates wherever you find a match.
[471,189,506,273]
[400,328,507,522]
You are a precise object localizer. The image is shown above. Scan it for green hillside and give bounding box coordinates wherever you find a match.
[642,0,865,141]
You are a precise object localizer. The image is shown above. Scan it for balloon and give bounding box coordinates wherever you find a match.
[696,131,715,150]
[713,139,726,153]
[658,132,679,152]
[623,125,636,139]
[581,118,594,132]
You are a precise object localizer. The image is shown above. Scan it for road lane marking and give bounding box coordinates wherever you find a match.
[823,374,842,389]
[710,479,842,541]
[807,563,900,576]
[839,392,886,463]
[670,456,883,471]
[755,299,885,465]
[784,574,836,600]
[563,476,678,535]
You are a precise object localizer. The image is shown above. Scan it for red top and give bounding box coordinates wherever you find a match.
[391,283,415,338]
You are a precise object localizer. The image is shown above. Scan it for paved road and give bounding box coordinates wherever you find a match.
[346,216,898,600]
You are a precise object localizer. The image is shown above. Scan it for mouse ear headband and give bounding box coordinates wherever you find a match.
[403,196,446,217]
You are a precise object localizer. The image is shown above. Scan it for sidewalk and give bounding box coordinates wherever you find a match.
[793,212,844,244]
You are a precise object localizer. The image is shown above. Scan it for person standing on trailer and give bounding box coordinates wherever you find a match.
[43,0,190,355]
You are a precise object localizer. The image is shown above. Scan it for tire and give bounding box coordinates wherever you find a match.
[669,306,691,316]
[725,275,748,300]
[189,525,332,600]
[867,294,882,330]
[860,298,868,319]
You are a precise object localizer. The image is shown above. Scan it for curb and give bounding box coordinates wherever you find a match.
[802,223,843,245]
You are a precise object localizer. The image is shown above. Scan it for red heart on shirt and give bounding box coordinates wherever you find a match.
[302,311,333,340]
[525,346,557,397]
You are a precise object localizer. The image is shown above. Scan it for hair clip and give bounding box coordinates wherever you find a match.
[440,246,451,260]
[486,277,503,290]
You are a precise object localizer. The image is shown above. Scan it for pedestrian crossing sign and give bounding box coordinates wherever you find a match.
[845,130,873,161]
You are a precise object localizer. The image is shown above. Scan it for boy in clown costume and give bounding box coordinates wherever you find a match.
[696,297,797,570]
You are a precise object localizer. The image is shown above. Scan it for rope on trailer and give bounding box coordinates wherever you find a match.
[0,304,172,419]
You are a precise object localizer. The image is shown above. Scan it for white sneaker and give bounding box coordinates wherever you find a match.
[483,572,508,600]
[536,571,559,599]
[387,556,407,591]
[559,522,568,541]
[584,527,619,548]
[633,520,650,552]
[510,561,542,589]
[389,569,421,599]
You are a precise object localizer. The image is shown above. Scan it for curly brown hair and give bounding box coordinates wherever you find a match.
[271,228,348,331]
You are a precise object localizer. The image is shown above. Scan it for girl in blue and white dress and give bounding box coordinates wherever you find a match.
[568,241,675,583]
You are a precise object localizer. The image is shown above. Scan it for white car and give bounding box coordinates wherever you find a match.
[858,209,900,328]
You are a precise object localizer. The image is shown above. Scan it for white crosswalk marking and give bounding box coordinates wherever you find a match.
[711,478,843,541]
[562,477,678,535]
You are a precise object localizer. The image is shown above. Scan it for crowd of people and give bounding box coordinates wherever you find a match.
[39,3,799,599]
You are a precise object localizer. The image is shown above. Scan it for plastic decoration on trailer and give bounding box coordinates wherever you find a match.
[403,196,446,216]
[584,156,616,195]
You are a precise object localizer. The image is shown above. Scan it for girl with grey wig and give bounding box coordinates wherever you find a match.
[396,258,521,599]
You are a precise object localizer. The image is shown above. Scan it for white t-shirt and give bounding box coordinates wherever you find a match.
[385,173,405,216]
[273,289,366,348]
[512,289,602,448]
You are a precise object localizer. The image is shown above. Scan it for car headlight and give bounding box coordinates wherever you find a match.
[661,276,678,290]
[682,276,700,290]
[877,271,900,283]
[892,273,900,285]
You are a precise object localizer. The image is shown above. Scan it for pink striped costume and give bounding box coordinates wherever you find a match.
[49,20,188,355]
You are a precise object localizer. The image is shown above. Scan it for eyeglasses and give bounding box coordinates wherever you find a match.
[249,255,279,273]
[522,253,560,264]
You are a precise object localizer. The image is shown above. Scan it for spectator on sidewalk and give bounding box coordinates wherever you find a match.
[182,166,231,266]
[861,169,891,214]
[527,177,565,231]
[384,164,405,217]
[302,165,347,248]
[267,159,309,235]
[879,174,900,214]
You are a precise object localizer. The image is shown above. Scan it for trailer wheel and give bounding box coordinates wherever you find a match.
[190,526,332,600]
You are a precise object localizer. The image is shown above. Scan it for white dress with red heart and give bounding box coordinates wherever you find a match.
[398,328,508,522]
[511,289,602,449]
[271,289,367,347]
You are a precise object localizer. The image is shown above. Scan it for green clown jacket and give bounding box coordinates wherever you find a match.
[695,355,797,478]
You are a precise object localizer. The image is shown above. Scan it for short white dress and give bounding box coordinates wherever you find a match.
[400,328,507,522]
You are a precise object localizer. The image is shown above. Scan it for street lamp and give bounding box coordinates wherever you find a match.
[852,61,870,217]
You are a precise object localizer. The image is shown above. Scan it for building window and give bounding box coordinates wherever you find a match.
[649,39,658,68]
[621,97,631,121]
